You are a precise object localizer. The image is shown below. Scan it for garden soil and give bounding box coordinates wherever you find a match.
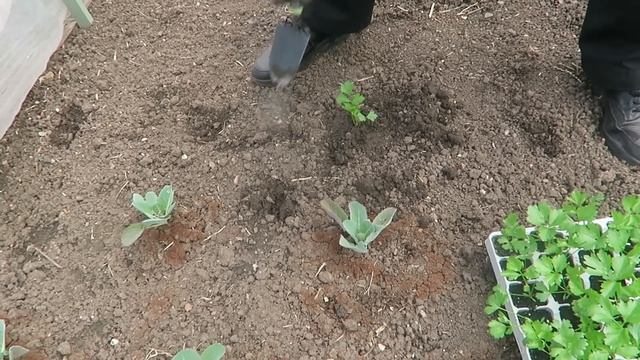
[1,0,639,359]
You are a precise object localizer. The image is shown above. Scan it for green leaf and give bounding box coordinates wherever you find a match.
[550,320,587,360]
[320,199,349,225]
[600,280,620,298]
[351,94,365,106]
[145,191,159,206]
[342,220,361,244]
[1,319,5,354]
[551,254,568,272]
[534,256,554,275]
[141,218,168,227]
[522,319,553,350]
[603,323,630,351]
[339,235,368,253]
[548,208,569,227]
[8,346,30,360]
[617,300,640,324]
[121,223,145,247]
[366,111,378,121]
[538,226,557,242]
[576,205,598,222]
[340,81,354,95]
[157,185,175,216]
[201,344,225,360]
[605,229,629,253]
[336,93,349,106]
[502,257,524,280]
[488,319,509,339]
[566,266,586,296]
[484,285,508,315]
[527,204,547,226]
[372,207,396,228]
[534,282,552,302]
[349,201,368,230]
[172,349,202,360]
[132,193,156,218]
[611,254,635,280]
[572,225,601,250]
[587,350,609,360]
[617,345,639,359]
[591,303,617,325]
[622,195,640,214]
[584,251,612,278]
[628,323,640,343]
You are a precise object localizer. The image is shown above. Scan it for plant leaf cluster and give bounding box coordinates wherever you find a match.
[336,81,378,125]
[172,344,225,360]
[486,191,640,359]
[121,185,175,247]
[320,199,396,253]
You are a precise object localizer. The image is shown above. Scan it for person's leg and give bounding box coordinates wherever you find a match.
[252,0,375,86]
[301,0,374,37]
[579,0,640,165]
[579,0,640,91]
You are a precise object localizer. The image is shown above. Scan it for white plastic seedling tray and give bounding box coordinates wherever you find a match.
[485,217,626,360]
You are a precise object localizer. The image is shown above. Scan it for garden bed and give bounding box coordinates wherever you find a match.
[2,0,640,359]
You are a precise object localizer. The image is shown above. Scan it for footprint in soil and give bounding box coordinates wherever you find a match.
[188,101,232,141]
[50,103,86,148]
[242,177,297,221]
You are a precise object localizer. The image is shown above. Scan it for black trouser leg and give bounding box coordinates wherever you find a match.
[579,0,640,91]
[300,0,375,36]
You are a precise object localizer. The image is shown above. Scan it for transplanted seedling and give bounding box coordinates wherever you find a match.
[336,81,378,125]
[1,320,30,360]
[320,199,396,253]
[172,344,225,360]
[121,185,175,247]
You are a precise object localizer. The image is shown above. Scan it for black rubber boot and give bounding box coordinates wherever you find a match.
[601,90,640,165]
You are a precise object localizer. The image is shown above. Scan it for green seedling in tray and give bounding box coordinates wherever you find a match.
[336,81,378,125]
[172,344,225,360]
[121,185,175,247]
[1,320,30,360]
[486,191,640,359]
[320,199,396,253]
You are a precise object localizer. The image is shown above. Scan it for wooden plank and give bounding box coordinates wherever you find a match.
[60,0,92,48]
[62,0,93,28]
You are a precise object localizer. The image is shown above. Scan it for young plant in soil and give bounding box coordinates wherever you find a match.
[486,191,640,359]
[336,81,378,125]
[320,199,396,253]
[0,320,30,360]
[121,185,175,247]
[172,344,225,360]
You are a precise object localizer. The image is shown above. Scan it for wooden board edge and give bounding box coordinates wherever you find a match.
[59,0,92,49]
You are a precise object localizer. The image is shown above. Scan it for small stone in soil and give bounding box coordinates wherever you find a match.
[318,271,334,284]
[343,319,359,332]
[218,246,234,266]
[442,166,458,180]
[57,341,72,356]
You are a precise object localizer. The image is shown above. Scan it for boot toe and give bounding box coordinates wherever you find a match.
[601,91,640,165]
[251,45,274,86]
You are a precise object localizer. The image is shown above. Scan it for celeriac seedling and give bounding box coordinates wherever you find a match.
[320,199,396,253]
[121,185,175,247]
[172,344,225,360]
[1,320,30,360]
[336,81,378,125]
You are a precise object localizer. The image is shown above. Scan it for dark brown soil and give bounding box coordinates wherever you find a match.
[2,0,640,359]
